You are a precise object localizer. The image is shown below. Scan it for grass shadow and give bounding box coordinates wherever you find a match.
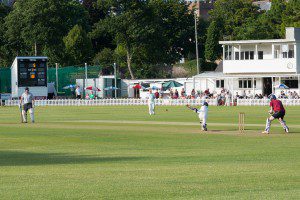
[0,151,148,166]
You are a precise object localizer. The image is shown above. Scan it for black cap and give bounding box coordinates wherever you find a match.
[203,102,208,107]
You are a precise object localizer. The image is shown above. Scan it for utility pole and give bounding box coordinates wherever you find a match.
[85,63,88,87]
[85,63,88,97]
[34,42,37,56]
[194,0,201,74]
[114,63,117,98]
[55,63,59,93]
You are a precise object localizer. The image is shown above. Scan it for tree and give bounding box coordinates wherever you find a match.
[234,16,268,40]
[205,21,222,61]
[4,0,89,65]
[205,0,262,61]
[64,25,93,65]
[92,0,154,79]
[0,3,11,66]
[282,0,300,33]
[93,48,114,67]
[260,0,287,38]
[209,0,260,40]
[92,0,194,79]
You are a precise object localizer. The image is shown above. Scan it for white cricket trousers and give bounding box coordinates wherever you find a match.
[148,103,155,115]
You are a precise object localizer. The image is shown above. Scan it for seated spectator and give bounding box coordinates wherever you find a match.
[204,89,210,95]
[241,90,246,99]
[174,89,179,99]
[247,90,253,99]
[293,91,299,99]
[280,91,287,99]
[191,89,196,98]
[235,92,240,99]
[89,93,95,99]
[155,90,159,99]
[180,88,186,98]
[169,88,174,99]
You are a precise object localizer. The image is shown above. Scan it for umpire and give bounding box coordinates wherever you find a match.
[20,87,35,123]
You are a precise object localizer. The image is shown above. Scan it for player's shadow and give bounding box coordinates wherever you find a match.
[0,151,148,166]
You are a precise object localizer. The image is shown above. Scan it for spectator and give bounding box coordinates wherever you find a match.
[75,86,81,99]
[247,90,253,99]
[180,88,186,98]
[170,88,174,99]
[174,89,179,99]
[225,92,231,106]
[191,89,196,99]
[154,90,159,99]
[204,89,210,95]
[89,93,95,99]
[241,90,246,98]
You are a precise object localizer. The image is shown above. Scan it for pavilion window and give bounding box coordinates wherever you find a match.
[282,44,288,58]
[282,78,298,88]
[235,52,239,60]
[243,80,247,88]
[288,45,294,58]
[258,51,264,60]
[225,46,228,60]
[239,79,253,88]
[225,45,233,60]
[274,45,280,58]
[216,79,224,88]
[241,52,245,60]
[245,52,249,60]
[247,80,252,88]
[250,51,254,60]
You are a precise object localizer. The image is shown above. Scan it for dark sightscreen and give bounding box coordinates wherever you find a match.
[18,59,47,87]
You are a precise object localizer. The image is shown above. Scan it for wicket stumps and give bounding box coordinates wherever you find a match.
[238,112,245,133]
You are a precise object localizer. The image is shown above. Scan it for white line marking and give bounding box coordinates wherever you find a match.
[59,120,300,128]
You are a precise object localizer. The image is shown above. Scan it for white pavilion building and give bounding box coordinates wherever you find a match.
[191,27,300,97]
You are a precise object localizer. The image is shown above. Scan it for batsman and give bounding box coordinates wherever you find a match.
[186,102,208,131]
[262,95,289,134]
[20,87,35,123]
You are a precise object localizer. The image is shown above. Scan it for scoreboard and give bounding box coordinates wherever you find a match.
[11,56,48,99]
[18,58,47,87]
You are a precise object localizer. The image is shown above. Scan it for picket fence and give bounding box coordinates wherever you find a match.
[237,99,300,106]
[3,98,300,107]
[4,98,218,107]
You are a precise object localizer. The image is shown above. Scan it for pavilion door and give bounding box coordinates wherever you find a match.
[263,77,272,96]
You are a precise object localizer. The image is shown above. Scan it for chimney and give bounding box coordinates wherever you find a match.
[285,27,300,40]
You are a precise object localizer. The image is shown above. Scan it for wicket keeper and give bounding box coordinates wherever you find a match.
[187,102,208,131]
[262,95,289,134]
[20,87,35,123]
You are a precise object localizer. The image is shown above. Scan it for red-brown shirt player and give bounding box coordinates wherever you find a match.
[262,95,289,134]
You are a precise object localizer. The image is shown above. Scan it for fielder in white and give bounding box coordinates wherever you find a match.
[187,102,208,131]
[147,89,155,115]
[20,87,35,123]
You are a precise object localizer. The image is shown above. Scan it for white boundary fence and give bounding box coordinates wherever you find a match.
[4,98,300,106]
[237,99,300,106]
[4,99,218,107]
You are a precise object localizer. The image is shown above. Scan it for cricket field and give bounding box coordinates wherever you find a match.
[0,106,299,199]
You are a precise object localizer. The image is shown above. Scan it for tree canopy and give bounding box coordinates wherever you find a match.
[0,0,299,77]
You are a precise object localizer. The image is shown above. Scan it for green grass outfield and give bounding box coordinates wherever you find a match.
[0,106,299,199]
